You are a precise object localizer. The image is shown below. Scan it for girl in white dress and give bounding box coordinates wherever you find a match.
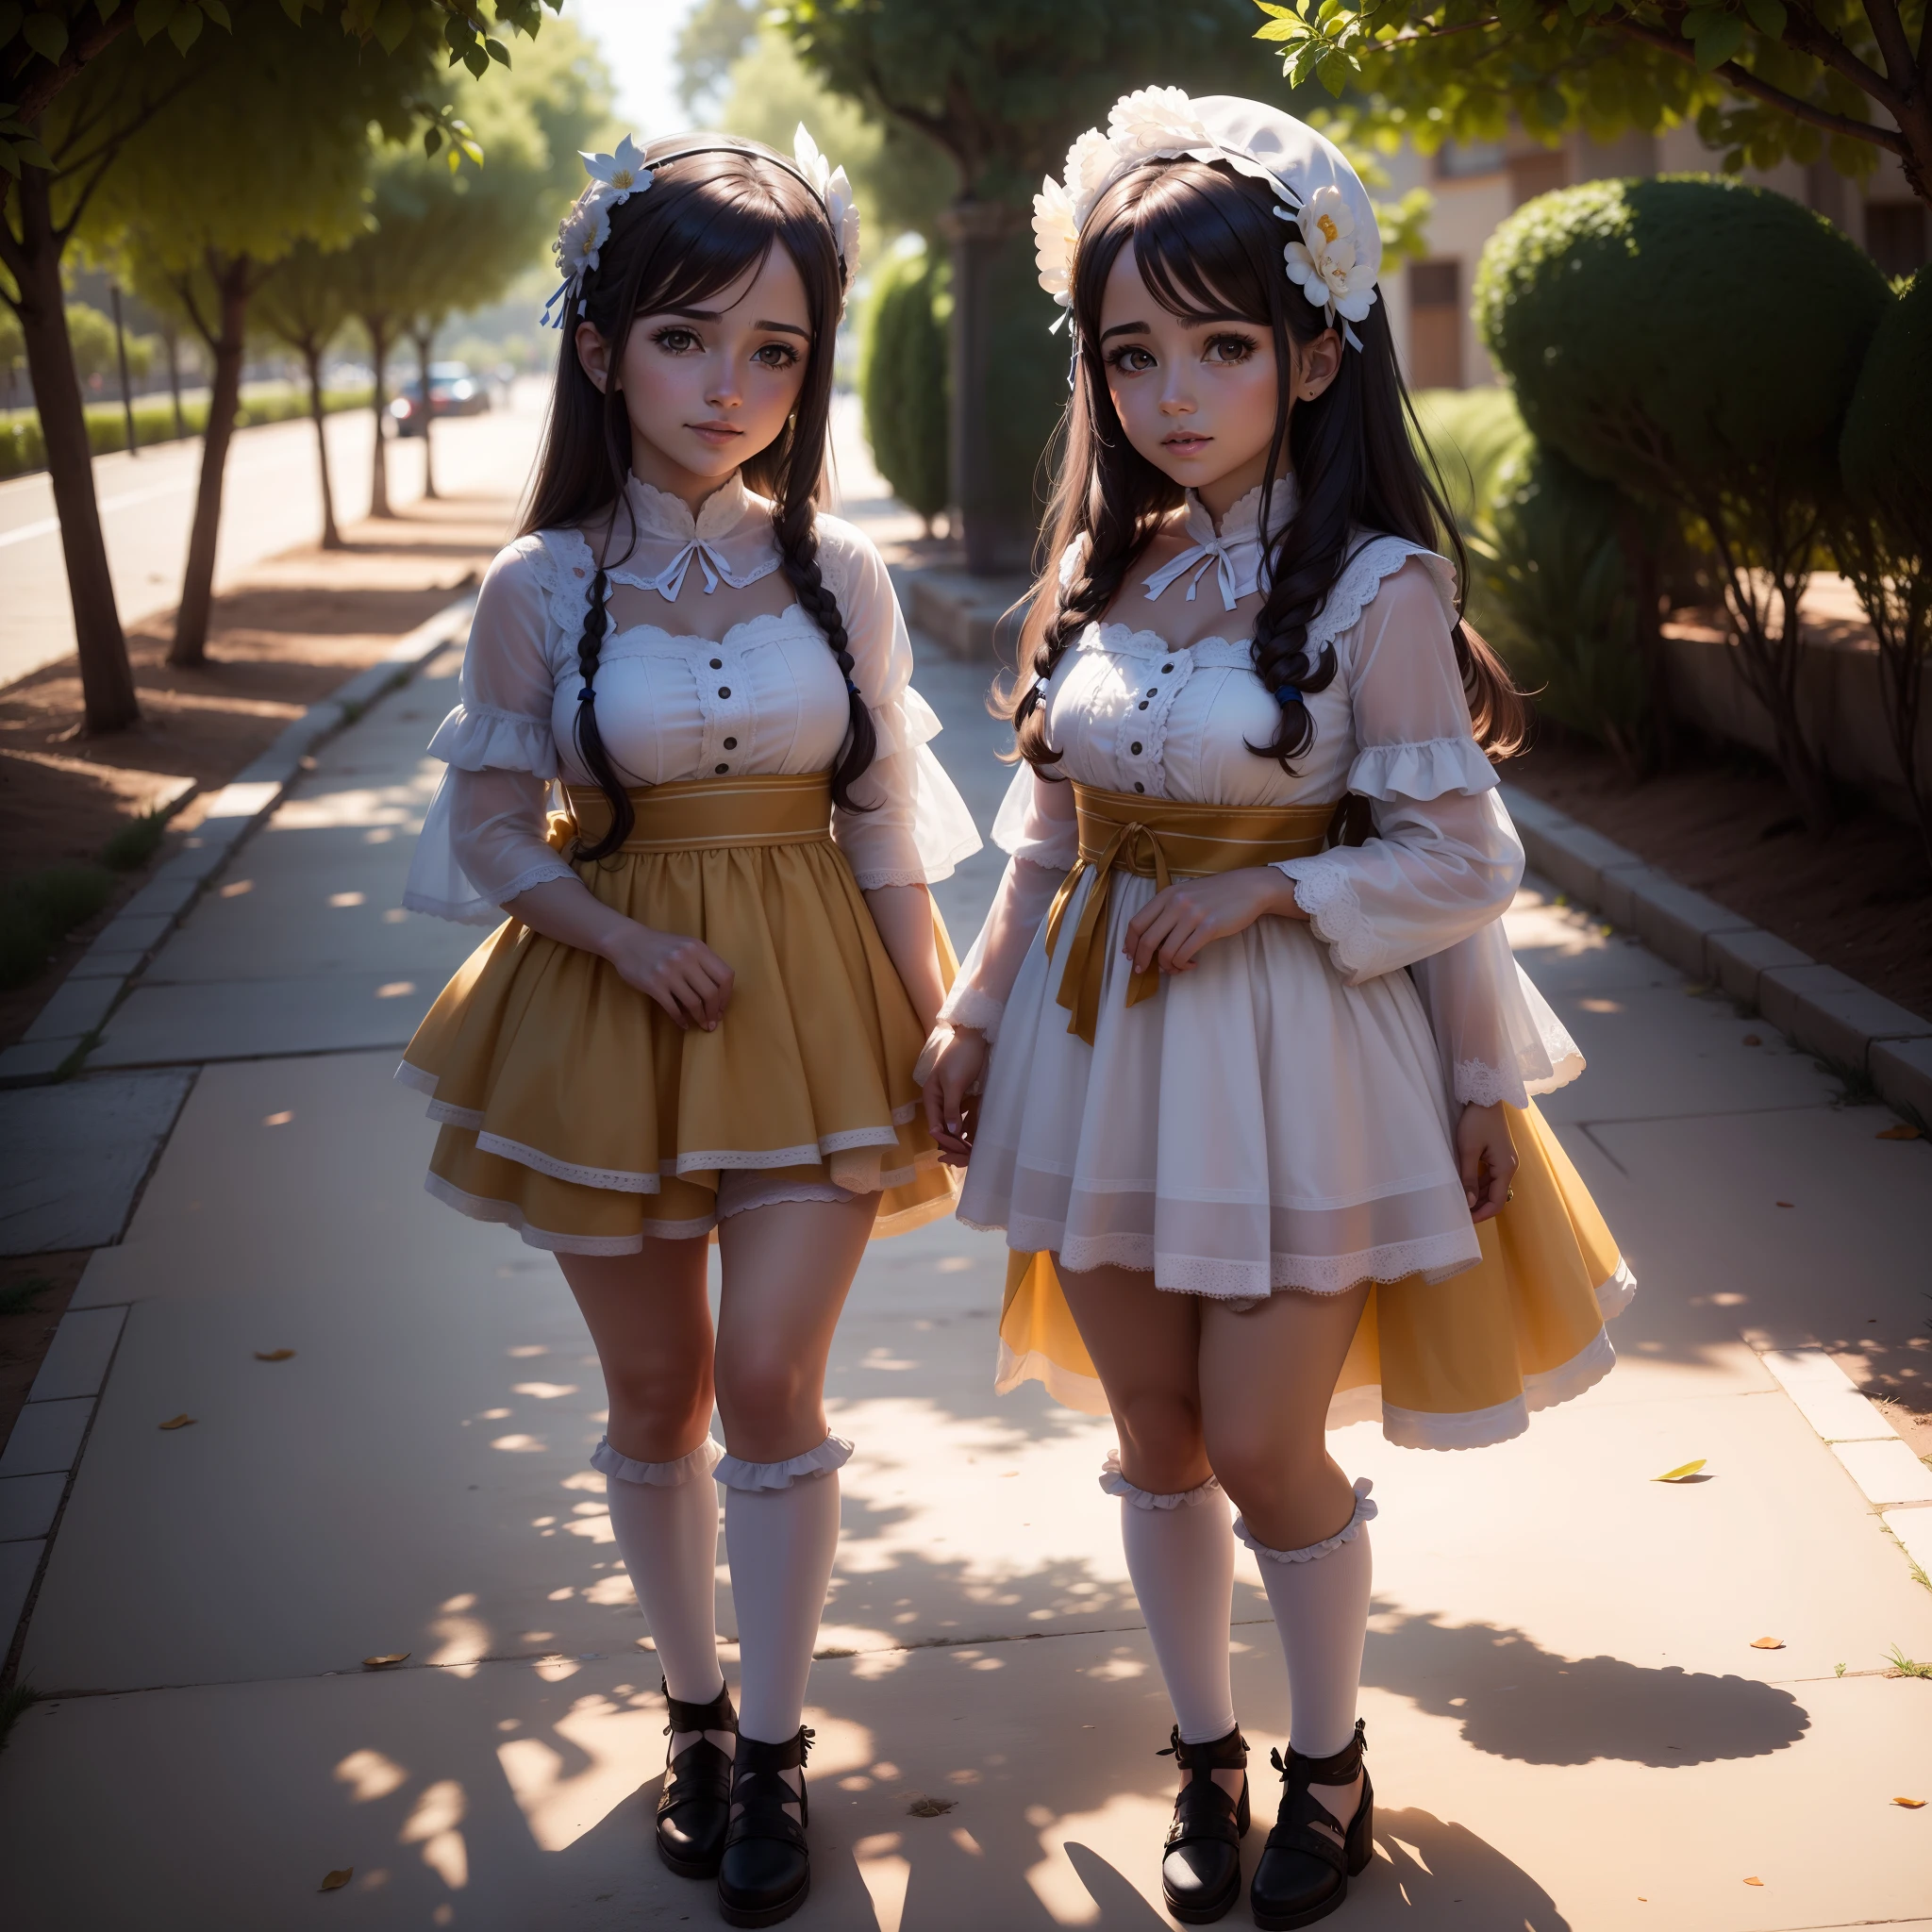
[399,131,978,1927]
[923,93,1628,1928]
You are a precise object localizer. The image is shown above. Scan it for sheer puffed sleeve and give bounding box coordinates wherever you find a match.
[817,517,981,889]
[934,765,1077,1041]
[1277,551,1522,983]
[402,538,577,925]
[1408,924,1586,1108]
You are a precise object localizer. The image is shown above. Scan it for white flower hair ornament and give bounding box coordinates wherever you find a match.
[1030,91,1383,349]
[541,127,861,330]
[792,124,861,283]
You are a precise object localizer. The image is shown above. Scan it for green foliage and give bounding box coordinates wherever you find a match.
[1472,441,1654,768]
[0,384,371,478]
[0,865,115,989]
[716,25,955,242]
[100,806,172,872]
[1474,176,1886,516]
[1840,265,1932,557]
[61,301,154,384]
[860,242,949,528]
[676,0,761,112]
[1251,0,1918,192]
[1411,385,1530,533]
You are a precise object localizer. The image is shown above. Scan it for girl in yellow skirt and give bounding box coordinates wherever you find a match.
[399,130,978,1926]
[922,93,1631,1928]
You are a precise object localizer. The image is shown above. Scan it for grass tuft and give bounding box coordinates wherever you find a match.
[99,808,171,873]
[0,866,116,989]
[0,1682,41,1756]
[1886,1644,1932,1678]
[0,1275,55,1317]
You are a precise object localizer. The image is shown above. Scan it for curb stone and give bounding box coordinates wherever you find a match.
[1500,785,1932,1127]
[0,592,477,1091]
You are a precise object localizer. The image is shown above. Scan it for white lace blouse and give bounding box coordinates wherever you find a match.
[404,475,982,925]
[940,498,1580,1109]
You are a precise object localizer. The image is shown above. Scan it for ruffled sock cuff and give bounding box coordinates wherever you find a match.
[1098,1449,1224,1510]
[591,1436,724,1487]
[1233,1477,1375,1560]
[714,1434,853,1491]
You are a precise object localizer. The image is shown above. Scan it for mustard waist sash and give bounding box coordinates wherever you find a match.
[560,772,834,856]
[1042,782,1341,1044]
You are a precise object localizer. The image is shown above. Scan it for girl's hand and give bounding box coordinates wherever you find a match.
[1457,1101,1518,1224]
[922,1026,989,1167]
[601,920,734,1031]
[1123,866,1307,977]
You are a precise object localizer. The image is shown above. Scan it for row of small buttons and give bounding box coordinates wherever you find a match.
[1124,659,1180,794]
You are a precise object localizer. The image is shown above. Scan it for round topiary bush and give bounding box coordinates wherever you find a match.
[1840,263,1932,554]
[860,243,951,534]
[1474,175,1889,505]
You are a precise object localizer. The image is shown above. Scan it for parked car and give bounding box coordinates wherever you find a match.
[389,361,491,436]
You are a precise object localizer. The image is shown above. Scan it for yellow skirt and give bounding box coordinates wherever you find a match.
[996,1099,1631,1451]
[397,773,958,1254]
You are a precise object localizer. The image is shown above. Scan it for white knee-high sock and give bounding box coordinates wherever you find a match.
[592,1438,724,1705]
[720,1437,849,1744]
[1235,1478,1375,1758]
[1104,1454,1237,1743]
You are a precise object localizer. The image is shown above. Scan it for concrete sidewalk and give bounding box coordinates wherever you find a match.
[1,633,1929,1931]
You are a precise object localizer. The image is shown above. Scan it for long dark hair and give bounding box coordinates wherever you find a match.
[1007,155,1525,773]
[524,138,873,859]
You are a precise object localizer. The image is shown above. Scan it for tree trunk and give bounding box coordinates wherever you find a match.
[368,317,392,519]
[110,282,138,458]
[414,325,438,501]
[304,340,342,551]
[164,326,186,441]
[12,170,138,732]
[171,254,254,668]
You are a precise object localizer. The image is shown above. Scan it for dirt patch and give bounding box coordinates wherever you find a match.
[1503,731,1932,1023]
[0,494,517,1051]
[0,1250,87,1456]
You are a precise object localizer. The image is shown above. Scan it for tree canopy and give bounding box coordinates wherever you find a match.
[1253,0,1931,205]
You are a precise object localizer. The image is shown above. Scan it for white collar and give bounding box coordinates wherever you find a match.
[606,474,783,602]
[1141,476,1297,611]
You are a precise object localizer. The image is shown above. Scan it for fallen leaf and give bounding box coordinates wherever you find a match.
[1750,1637,1785,1650]
[255,1349,295,1361]
[1876,1124,1923,1141]
[158,1414,195,1431]
[1654,1459,1707,1482]
[907,1796,956,1817]
[1895,1796,1926,1808]
[1775,1200,1795,1208]
[320,1869,353,1891]
[1741,1034,1762,1045]
[361,1653,409,1669]
[1743,1875,1763,1885]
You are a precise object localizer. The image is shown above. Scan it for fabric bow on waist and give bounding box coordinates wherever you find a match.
[1042,783,1340,1045]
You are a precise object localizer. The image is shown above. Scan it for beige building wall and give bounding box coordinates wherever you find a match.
[1384,124,1926,391]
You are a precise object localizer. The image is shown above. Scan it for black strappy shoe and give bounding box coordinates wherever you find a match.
[1249,1720,1374,1929]
[717,1724,814,1927]
[655,1679,739,1878]
[1158,1723,1250,1923]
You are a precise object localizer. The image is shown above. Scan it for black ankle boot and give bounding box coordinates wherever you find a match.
[1249,1720,1374,1929]
[1158,1723,1250,1923]
[655,1679,738,1878]
[717,1725,813,1927]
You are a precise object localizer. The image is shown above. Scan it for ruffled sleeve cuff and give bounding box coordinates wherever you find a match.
[1281,855,1383,983]
[1345,734,1496,802]
[869,682,944,760]
[426,701,558,777]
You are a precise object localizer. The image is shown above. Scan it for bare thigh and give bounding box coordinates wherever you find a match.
[1198,1284,1370,1550]
[559,1238,715,1465]
[713,1192,879,1464]
[1056,1261,1211,1495]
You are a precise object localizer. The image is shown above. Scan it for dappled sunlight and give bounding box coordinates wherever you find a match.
[273,779,430,832]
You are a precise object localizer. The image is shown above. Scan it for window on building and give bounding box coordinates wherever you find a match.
[1435,140,1506,179]
[1507,149,1569,208]
[1867,202,1928,278]
[1408,258,1463,391]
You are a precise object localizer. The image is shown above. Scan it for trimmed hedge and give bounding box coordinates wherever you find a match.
[860,246,950,531]
[1840,263,1932,553]
[0,386,374,481]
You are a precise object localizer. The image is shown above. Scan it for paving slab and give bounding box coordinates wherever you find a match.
[0,1397,93,1478]
[25,1305,125,1403]
[0,1471,66,1542]
[0,1069,194,1254]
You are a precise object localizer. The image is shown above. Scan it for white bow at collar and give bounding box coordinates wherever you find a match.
[614,474,782,603]
[1141,477,1297,611]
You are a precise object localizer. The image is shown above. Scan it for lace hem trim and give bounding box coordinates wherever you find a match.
[422,1171,657,1255]
[591,1436,724,1487]
[1452,1058,1528,1109]
[714,1434,853,1491]
[493,857,578,905]
[1233,1478,1375,1562]
[849,864,941,891]
[1281,857,1383,982]
[1007,1224,1482,1296]
[1098,1450,1224,1509]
